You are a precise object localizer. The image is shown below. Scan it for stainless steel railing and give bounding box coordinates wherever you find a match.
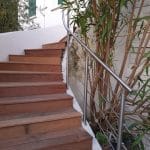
[62,10,132,150]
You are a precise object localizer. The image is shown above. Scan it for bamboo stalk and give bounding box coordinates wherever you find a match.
[128,23,150,85]
[130,59,150,87]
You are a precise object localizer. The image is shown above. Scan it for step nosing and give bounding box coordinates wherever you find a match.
[0,94,72,104]
[9,55,60,58]
[0,82,65,87]
[0,112,81,128]
[25,49,63,50]
[0,62,61,65]
[0,128,90,148]
[0,71,62,74]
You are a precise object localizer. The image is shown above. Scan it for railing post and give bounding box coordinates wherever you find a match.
[66,9,70,87]
[83,53,89,124]
[117,89,125,150]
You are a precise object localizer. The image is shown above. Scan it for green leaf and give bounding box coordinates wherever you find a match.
[128,122,139,130]
[96,132,108,145]
[134,16,150,23]
[139,142,145,150]
[131,133,144,149]
[144,51,150,58]
[130,90,138,95]
[146,66,149,76]
[120,0,126,8]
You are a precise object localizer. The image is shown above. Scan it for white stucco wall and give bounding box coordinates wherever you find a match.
[31,0,62,29]
[23,0,62,30]
[0,1,66,61]
[18,0,62,30]
[0,25,66,61]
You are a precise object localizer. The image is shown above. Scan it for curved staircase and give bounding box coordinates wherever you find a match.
[0,40,92,150]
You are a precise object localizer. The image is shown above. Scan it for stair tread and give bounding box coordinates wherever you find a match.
[0,93,72,105]
[24,49,62,54]
[24,49,63,57]
[0,62,61,73]
[9,55,60,58]
[9,62,60,65]
[25,48,63,51]
[0,108,80,128]
[0,127,91,150]
[0,62,60,65]
[0,81,65,87]
[9,55,61,64]
[42,42,66,49]
[0,70,61,74]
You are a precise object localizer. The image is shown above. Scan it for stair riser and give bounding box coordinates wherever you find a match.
[0,100,72,115]
[0,74,62,82]
[0,85,66,97]
[0,63,61,72]
[42,42,66,49]
[0,117,81,140]
[9,56,61,65]
[25,49,62,57]
[50,139,92,150]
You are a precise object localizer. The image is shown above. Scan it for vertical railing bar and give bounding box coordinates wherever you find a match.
[117,89,125,150]
[66,10,70,87]
[83,53,89,124]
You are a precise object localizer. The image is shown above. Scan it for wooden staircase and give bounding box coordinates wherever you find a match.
[0,40,92,150]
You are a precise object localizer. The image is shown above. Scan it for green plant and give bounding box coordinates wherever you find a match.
[0,0,19,32]
[123,131,145,150]
[62,0,150,148]
[0,0,39,33]
[96,132,108,146]
[125,77,150,149]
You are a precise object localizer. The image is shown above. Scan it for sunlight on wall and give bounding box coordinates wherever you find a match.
[35,0,62,28]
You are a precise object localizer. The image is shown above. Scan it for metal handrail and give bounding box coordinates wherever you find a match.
[62,11,132,92]
[62,10,132,150]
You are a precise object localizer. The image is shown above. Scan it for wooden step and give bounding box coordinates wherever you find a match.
[0,128,92,150]
[0,62,61,72]
[0,82,66,97]
[25,49,63,57]
[0,93,73,115]
[9,55,61,65]
[0,109,81,140]
[0,40,92,149]
[0,71,62,82]
[42,42,66,49]
[59,36,67,42]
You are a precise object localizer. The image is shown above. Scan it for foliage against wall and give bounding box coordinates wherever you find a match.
[62,0,150,149]
[0,0,19,33]
[0,0,39,33]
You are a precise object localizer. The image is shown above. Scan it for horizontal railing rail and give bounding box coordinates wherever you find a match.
[62,11,132,93]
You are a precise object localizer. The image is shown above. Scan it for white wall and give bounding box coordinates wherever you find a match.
[34,0,62,28]
[0,1,67,61]
[0,25,66,61]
